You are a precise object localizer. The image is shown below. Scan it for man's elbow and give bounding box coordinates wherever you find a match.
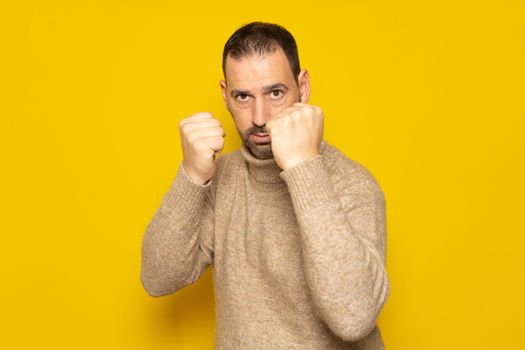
[325,286,390,342]
[324,311,379,343]
[141,272,162,297]
[140,269,177,298]
[142,284,165,298]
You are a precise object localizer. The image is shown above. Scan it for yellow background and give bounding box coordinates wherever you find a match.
[1,1,524,349]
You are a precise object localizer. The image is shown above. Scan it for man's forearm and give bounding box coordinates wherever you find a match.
[140,163,214,297]
[280,156,390,342]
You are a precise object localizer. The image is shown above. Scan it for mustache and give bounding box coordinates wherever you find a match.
[244,125,268,137]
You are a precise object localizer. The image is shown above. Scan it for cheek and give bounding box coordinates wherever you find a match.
[269,100,294,119]
[272,93,292,107]
[232,110,252,132]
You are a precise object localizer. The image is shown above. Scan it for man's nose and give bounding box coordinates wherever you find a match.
[251,98,270,127]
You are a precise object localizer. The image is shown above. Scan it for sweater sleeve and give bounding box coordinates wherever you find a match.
[279,155,390,343]
[140,162,215,297]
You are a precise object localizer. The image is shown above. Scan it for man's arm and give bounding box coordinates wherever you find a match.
[141,111,223,297]
[280,155,390,343]
[140,162,215,297]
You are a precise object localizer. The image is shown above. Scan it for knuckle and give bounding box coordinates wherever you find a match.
[180,123,189,134]
[179,118,189,129]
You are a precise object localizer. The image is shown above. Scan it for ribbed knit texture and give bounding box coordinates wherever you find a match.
[141,139,390,349]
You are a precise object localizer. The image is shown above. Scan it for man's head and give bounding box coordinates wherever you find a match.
[220,21,311,159]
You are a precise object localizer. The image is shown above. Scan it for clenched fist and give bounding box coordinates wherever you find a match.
[266,102,324,170]
[179,112,225,185]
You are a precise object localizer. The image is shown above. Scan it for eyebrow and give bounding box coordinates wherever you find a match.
[230,83,289,97]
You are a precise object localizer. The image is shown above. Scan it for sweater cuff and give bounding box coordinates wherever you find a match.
[279,155,336,217]
[162,163,211,220]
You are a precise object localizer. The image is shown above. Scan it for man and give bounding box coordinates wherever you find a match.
[141,21,390,349]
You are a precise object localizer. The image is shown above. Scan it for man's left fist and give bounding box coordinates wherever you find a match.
[266,102,324,170]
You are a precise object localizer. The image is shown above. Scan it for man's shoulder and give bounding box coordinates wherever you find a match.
[321,140,384,194]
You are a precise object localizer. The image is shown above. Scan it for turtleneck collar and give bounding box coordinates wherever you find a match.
[240,139,328,184]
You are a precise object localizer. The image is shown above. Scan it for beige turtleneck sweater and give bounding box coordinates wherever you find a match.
[141,139,390,349]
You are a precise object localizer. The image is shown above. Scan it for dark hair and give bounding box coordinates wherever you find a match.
[222,21,301,84]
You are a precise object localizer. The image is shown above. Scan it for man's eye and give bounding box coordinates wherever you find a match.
[271,90,284,99]
[236,94,249,102]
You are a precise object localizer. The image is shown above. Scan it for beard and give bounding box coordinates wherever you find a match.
[239,124,274,159]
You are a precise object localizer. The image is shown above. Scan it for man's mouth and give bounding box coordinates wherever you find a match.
[251,133,271,143]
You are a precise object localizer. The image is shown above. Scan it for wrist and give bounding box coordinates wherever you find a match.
[181,162,211,185]
[280,151,320,170]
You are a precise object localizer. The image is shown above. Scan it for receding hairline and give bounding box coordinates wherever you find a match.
[223,46,298,85]
[227,40,279,59]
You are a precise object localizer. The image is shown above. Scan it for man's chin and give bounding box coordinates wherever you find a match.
[245,140,273,159]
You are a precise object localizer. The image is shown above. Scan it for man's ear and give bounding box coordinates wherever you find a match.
[220,79,229,110]
[297,69,311,103]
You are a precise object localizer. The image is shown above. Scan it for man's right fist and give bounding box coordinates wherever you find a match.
[179,112,225,185]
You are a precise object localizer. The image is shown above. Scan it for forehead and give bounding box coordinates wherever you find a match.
[225,47,294,89]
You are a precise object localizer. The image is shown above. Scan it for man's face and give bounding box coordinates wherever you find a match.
[220,47,310,159]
